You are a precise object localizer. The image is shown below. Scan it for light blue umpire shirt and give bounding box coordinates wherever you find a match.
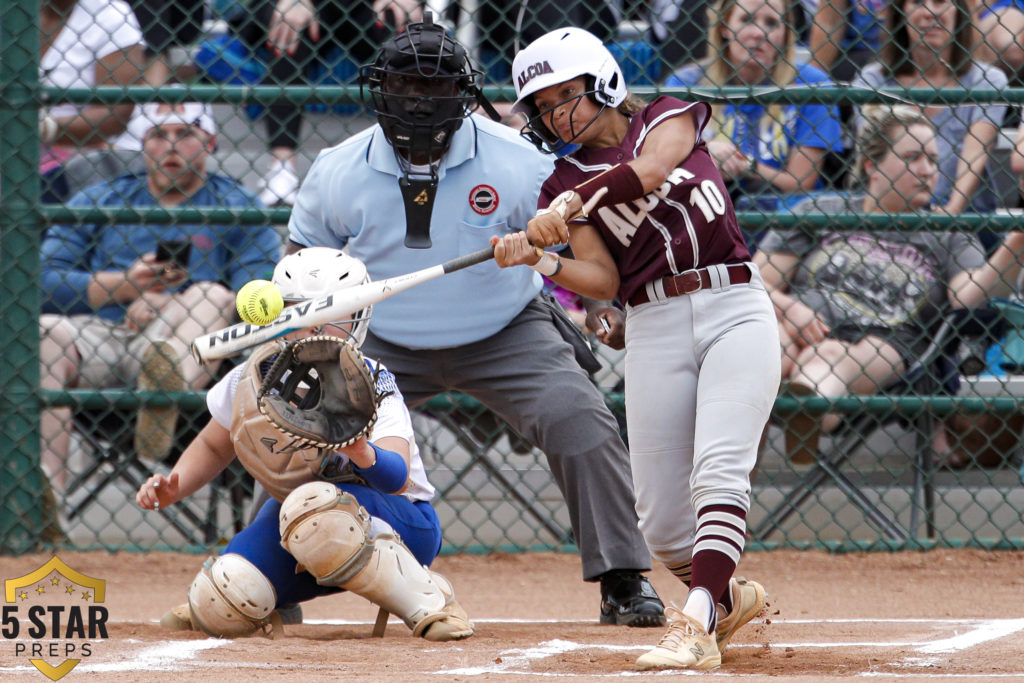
[289,113,555,349]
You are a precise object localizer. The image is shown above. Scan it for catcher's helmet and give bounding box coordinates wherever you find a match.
[272,248,372,346]
[511,27,627,153]
[361,12,480,160]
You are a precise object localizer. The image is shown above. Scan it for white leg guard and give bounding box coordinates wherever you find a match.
[187,554,278,638]
[280,482,473,641]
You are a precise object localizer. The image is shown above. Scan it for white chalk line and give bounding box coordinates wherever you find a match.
[916,619,1024,654]
[176,616,1014,626]
[0,640,227,675]
[0,639,344,676]
[432,619,1024,678]
[3,617,1021,677]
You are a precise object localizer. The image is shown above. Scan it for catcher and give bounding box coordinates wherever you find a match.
[135,247,473,642]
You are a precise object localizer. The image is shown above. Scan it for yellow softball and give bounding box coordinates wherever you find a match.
[236,279,284,326]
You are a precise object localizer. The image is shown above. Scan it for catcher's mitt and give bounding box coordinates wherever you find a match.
[257,335,387,450]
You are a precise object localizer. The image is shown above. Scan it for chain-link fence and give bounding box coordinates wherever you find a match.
[3,0,1024,555]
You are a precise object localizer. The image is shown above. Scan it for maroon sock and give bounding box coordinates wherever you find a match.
[689,504,748,619]
[719,580,734,614]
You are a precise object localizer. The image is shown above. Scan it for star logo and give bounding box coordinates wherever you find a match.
[4,557,110,681]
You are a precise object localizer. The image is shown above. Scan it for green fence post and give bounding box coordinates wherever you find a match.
[0,0,44,552]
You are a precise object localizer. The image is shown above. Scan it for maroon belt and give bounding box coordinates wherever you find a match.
[628,264,753,307]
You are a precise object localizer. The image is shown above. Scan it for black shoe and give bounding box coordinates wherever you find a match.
[599,570,666,627]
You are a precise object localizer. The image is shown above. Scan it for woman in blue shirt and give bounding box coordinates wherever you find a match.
[852,0,1008,216]
[663,0,844,213]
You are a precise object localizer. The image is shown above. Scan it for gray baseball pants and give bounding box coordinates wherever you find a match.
[361,296,652,580]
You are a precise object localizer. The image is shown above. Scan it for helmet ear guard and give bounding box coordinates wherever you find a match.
[586,73,620,107]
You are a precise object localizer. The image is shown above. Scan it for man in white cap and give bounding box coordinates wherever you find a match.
[38,102,281,530]
[139,102,220,203]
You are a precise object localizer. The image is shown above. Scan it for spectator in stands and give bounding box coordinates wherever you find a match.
[39,103,281,495]
[934,118,1024,470]
[754,105,1024,463]
[471,2,617,84]
[974,0,1024,85]
[128,0,206,85]
[647,0,716,79]
[852,0,1009,217]
[223,0,421,207]
[808,0,889,83]
[1015,115,1024,182]
[807,0,888,177]
[38,0,146,204]
[662,0,844,218]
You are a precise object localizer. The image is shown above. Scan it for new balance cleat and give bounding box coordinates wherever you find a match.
[636,606,721,671]
[716,577,766,652]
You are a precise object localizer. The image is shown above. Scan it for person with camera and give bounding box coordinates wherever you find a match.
[39,102,281,513]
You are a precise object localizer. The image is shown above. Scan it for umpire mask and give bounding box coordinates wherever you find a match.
[361,12,481,247]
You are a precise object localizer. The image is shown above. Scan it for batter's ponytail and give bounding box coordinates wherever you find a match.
[617,94,647,117]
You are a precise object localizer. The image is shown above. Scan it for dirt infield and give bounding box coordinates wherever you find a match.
[2,549,1023,680]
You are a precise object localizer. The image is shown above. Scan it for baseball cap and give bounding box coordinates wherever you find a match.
[141,102,217,136]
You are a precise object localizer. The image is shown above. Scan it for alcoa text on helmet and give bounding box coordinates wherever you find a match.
[511,27,627,153]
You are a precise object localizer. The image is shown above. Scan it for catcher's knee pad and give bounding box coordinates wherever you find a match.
[187,554,277,638]
[279,481,473,641]
[279,481,375,585]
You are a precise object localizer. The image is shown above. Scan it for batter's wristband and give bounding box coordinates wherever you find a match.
[529,251,562,277]
[573,163,645,212]
[354,443,408,494]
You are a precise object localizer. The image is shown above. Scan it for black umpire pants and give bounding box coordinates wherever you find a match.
[360,297,652,581]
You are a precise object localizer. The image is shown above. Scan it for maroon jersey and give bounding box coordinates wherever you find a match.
[540,96,750,305]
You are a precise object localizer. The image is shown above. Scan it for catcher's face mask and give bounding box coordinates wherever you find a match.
[295,320,364,348]
[362,14,477,164]
[360,11,484,248]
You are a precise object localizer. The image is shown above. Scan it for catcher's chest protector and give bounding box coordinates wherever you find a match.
[231,343,320,502]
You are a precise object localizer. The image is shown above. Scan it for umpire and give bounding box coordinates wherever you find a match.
[285,13,664,627]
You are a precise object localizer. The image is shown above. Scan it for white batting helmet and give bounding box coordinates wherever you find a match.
[272,248,372,346]
[511,27,627,152]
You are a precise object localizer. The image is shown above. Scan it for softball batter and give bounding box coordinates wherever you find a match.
[494,27,782,670]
